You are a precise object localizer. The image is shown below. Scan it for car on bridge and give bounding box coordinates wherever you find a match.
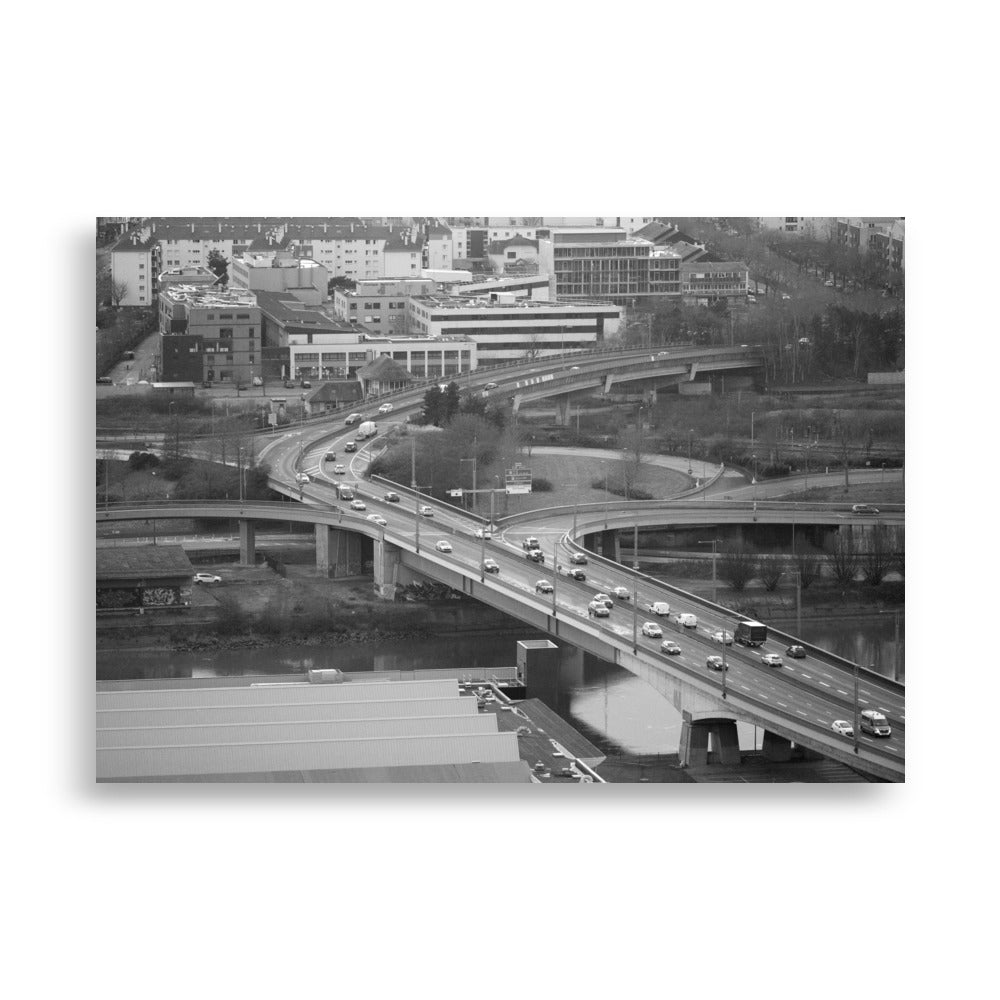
[648,601,670,616]
[366,514,387,527]
[483,558,500,574]
[677,613,698,628]
[712,630,734,645]
[419,505,434,517]
[349,499,367,511]
[193,572,222,584]
[786,645,806,658]
[641,621,663,638]
[570,553,588,565]
[378,403,393,414]
[661,640,682,655]
[333,464,346,475]
[831,720,854,737]
[435,540,453,553]
[611,586,631,600]
[760,652,783,667]
[97,376,113,385]
[344,442,357,452]
[522,537,540,550]
[525,549,545,563]
[588,600,610,617]
[706,655,727,671]
[383,491,400,502]
[295,472,310,484]
[860,710,892,737]
[475,527,492,539]
[535,579,554,594]
[483,382,499,390]
[851,503,880,514]
[565,567,586,581]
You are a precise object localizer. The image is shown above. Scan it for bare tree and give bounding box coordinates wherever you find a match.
[719,541,756,592]
[861,523,894,586]
[110,278,129,307]
[830,531,860,586]
[757,555,783,592]
[794,549,822,589]
[617,423,646,499]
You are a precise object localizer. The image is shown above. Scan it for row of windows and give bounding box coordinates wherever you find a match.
[441,325,598,337]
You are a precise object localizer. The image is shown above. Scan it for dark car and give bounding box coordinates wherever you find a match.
[569,553,588,565]
[565,567,586,581]
[483,558,500,574]
[851,503,879,514]
[96,376,113,385]
[284,380,296,389]
[344,442,357,453]
[786,645,806,659]
[383,491,400,503]
[236,382,249,391]
[201,379,215,388]
[300,380,312,389]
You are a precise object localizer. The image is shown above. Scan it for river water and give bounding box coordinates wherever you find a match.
[97,617,902,756]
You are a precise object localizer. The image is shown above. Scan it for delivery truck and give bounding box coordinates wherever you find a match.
[734,620,768,646]
[356,421,378,439]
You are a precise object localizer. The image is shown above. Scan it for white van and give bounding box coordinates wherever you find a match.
[677,613,698,628]
[649,602,670,616]
[860,710,892,737]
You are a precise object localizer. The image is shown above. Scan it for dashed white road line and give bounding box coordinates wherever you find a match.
[819,681,831,688]
[796,710,808,716]
[836,689,848,696]
[801,673,811,680]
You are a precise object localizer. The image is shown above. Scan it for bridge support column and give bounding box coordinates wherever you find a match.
[761,730,793,762]
[315,525,362,578]
[373,537,402,600]
[238,519,256,566]
[598,529,620,562]
[511,394,522,415]
[555,397,571,426]
[679,714,741,767]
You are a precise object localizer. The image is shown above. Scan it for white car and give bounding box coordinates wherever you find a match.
[378,403,393,413]
[831,720,854,737]
[475,527,492,539]
[435,540,453,553]
[641,621,663,638]
[649,601,670,616]
[712,630,734,645]
[295,472,310,484]
[193,572,221,584]
[661,640,682,655]
[760,652,783,667]
[419,505,434,517]
[333,464,346,475]
[612,586,631,600]
[349,499,366,511]
[535,579,554,594]
[366,514,387,526]
[677,613,698,628]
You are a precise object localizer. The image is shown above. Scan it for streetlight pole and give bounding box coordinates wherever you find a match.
[687,428,693,476]
[853,661,860,754]
[721,618,728,699]
[552,544,558,618]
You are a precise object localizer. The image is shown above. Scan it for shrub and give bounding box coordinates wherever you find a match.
[531,477,553,492]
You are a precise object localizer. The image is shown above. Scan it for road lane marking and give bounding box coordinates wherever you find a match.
[777,702,787,708]
[819,681,831,688]
[837,689,848,695]
[800,673,811,680]
[797,710,807,716]
[858,698,868,705]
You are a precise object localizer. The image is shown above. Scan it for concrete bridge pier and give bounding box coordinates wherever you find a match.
[315,525,362,578]
[238,519,256,566]
[597,529,620,561]
[761,730,793,762]
[511,393,523,415]
[678,713,741,767]
[373,537,402,600]
[555,397,571,427]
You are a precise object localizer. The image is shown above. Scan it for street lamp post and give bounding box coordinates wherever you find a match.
[853,661,860,754]
[552,546,558,618]
[721,618,728,699]
[687,428,693,476]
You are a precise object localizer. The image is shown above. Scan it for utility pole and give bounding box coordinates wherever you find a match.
[853,661,860,754]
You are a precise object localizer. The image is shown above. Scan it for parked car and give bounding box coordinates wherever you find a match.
[786,645,806,659]
[201,380,213,389]
[661,640,682,655]
[712,630,734,645]
[97,376,113,385]
[383,492,400,502]
[525,549,544,563]
[483,558,500,574]
[831,720,854,737]
[300,380,312,388]
[193,572,221,584]
[419,505,434,517]
[565,567,586,581]
[377,403,393,413]
[851,503,879,514]
[284,380,296,389]
[641,621,663,638]
[435,540,453,553]
[349,499,367,511]
[483,382,499,390]
[706,655,728,671]
[760,652,783,667]
[570,552,588,565]
[295,472,310,484]
[824,279,836,287]
[611,586,631,600]
[588,601,610,617]
[366,514,387,526]
[344,442,357,453]
[333,464,346,475]
[236,382,249,391]
[535,579,554,594]
[677,613,698,628]
[252,376,263,386]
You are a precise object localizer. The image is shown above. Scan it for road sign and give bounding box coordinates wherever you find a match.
[505,462,532,493]
[506,485,531,495]
[447,489,464,498]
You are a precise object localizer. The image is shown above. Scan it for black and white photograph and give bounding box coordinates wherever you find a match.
[95,215,904,783]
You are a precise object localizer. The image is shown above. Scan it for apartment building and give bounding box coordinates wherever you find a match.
[383,234,424,277]
[757,217,834,237]
[486,236,539,275]
[158,285,262,384]
[229,250,328,303]
[110,230,160,307]
[836,217,905,269]
[407,293,620,365]
[332,278,436,337]
[680,260,750,306]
